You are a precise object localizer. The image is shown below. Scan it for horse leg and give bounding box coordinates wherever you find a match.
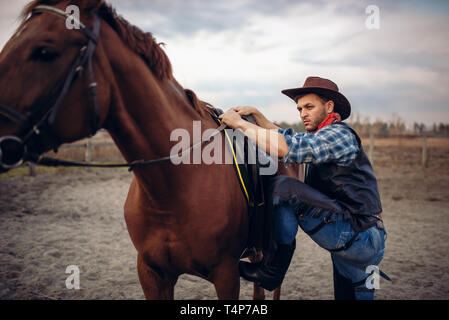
[273,287,281,300]
[249,250,282,300]
[249,250,265,300]
[211,256,240,300]
[137,254,177,300]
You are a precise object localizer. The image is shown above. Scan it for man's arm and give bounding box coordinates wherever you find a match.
[228,106,280,130]
[279,125,360,166]
[219,109,289,158]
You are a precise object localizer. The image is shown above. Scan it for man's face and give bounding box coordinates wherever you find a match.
[297,93,334,132]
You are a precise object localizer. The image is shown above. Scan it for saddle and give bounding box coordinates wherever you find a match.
[183,90,280,259]
[206,106,277,258]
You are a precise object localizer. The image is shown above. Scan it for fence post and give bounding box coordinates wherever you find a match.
[28,162,36,176]
[422,134,427,168]
[369,132,375,165]
[85,138,92,172]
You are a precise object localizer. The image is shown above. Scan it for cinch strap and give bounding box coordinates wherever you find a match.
[214,117,250,204]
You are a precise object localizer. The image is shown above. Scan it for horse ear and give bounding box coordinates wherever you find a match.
[77,0,103,12]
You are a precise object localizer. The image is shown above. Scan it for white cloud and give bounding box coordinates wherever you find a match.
[0,0,448,126]
[0,0,29,49]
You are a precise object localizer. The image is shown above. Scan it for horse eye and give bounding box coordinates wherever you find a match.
[31,47,60,62]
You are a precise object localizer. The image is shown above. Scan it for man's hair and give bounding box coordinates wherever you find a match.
[316,94,331,104]
[296,93,332,105]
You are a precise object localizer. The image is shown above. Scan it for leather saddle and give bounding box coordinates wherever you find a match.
[207,106,276,257]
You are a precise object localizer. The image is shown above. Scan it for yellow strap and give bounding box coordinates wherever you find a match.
[218,119,250,203]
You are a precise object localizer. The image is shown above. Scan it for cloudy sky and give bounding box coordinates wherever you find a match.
[1,0,448,127]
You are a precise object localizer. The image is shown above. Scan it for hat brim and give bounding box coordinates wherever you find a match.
[281,87,351,120]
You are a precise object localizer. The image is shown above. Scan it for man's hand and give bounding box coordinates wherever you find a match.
[219,106,280,131]
[231,106,259,117]
[218,107,289,158]
[218,109,246,130]
[229,106,280,130]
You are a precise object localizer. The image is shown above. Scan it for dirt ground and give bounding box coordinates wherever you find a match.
[1,143,449,299]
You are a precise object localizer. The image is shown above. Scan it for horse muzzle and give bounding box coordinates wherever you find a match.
[0,135,26,170]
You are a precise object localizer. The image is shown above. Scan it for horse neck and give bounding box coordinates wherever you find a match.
[100,28,214,204]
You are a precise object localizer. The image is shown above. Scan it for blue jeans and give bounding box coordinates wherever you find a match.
[274,203,387,300]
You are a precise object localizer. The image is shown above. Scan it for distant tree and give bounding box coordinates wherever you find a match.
[291,122,306,132]
[372,119,389,136]
[389,113,406,135]
[438,123,449,135]
[276,121,290,129]
[413,122,426,134]
[348,113,363,134]
[274,121,305,132]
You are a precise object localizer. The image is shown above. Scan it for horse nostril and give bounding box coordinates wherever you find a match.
[0,136,26,169]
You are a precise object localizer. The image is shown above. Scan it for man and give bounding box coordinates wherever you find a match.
[219,76,387,300]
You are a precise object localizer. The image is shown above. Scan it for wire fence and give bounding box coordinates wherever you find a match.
[24,132,442,176]
[26,130,122,176]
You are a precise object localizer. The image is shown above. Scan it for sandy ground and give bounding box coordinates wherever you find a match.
[1,162,449,300]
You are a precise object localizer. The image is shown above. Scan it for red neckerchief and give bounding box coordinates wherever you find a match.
[312,112,341,134]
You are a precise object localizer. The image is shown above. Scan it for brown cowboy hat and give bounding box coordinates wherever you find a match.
[281,76,351,120]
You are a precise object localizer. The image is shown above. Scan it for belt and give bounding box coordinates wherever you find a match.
[371,214,385,230]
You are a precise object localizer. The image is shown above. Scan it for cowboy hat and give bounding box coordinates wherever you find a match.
[281,76,351,120]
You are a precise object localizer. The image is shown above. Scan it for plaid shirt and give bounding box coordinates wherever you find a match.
[278,123,359,166]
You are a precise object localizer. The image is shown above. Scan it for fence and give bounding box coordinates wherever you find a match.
[365,133,430,167]
[24,133,440,176]
[26,137,121,176]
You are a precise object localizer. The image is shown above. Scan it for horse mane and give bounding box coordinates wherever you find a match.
[20,0,173,81]
[19,0,215,117]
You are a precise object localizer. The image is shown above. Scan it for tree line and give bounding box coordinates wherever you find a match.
[275,113,449,137]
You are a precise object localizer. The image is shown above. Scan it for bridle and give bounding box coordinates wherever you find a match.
[0,5,226,171]
[0,5,101,169]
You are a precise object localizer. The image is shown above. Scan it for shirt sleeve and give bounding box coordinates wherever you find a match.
[278,124,359,166]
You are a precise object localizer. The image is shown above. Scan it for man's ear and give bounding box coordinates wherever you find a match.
[326,100,335,114]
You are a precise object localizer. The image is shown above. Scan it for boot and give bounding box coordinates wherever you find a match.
[239,240,295,291]
[332,263,356,300]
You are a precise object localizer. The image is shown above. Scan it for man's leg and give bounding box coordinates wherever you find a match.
[332,259,356,300]
[239,203,297,291]
[296,206,387,300]
[330,226,387,300]
[274,203,299,245]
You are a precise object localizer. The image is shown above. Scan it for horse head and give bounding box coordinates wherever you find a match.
[0,0,111,172]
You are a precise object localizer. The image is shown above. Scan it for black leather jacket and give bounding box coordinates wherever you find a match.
[271,123,382,232]
[305,123,382,216]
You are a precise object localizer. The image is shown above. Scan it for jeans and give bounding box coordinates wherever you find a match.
[274,203,387,300]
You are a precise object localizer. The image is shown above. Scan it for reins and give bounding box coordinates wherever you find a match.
[28,120,227,172]
[0,5,228,172]
[0,5,101,170]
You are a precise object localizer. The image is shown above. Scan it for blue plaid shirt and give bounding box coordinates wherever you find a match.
[278,123,359,166]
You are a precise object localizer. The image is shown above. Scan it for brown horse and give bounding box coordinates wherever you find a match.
[0,0,298,299]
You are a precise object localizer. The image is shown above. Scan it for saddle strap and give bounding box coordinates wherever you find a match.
[352,269,391,288]
[207,107,252,205]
